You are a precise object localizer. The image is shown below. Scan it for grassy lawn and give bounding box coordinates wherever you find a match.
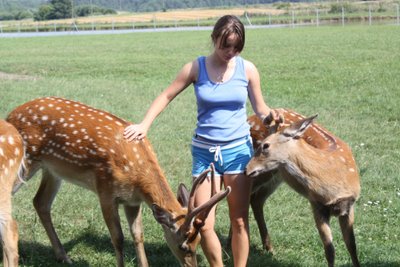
[0,24,399,266]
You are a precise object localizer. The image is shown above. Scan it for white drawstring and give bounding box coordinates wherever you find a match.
[209,145,223,166]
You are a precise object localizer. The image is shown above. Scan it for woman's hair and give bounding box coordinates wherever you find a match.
[211,15,245,53]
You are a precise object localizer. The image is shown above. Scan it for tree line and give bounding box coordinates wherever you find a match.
[0,0,317,21]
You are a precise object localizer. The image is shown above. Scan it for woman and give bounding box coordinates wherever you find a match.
[124,15,279,267]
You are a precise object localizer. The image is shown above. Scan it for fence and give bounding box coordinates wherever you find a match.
[0,3,399,34]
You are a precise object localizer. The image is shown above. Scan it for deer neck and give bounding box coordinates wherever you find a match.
[111,141,183,214]
[280,141,334,197]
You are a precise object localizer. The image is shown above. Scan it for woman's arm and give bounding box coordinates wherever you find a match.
[245,59,281,122]
[124,60,198,141]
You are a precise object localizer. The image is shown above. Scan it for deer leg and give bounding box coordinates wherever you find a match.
[339,206,360,267]
[311,203,335,267]
[1,212,19,267]
[99,194,124,267]
[33,169,70,263]
[250,191,272,253]
[250,175,281,253]
[124,205,148,267]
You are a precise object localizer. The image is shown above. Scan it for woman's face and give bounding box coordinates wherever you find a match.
[214,33,241,62]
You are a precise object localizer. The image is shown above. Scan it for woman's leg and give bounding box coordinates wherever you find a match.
[224,173,252,267]
[194,175,224,267]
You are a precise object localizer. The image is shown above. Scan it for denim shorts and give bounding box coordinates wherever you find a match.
[191,135,253,177]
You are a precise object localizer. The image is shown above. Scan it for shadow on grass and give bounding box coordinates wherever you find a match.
[10,232,400,267]
[221,235,302,267]
[339,263,400,267]
[15,230,179,266]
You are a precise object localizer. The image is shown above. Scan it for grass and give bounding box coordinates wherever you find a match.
[0,24,399,266]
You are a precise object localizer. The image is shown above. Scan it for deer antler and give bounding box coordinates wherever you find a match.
[263,109,285,134]
[182,163,231,233]
[187,166,210,212]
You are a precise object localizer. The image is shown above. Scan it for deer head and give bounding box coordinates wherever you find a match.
[152,163,231,266]
[247,115,318,178]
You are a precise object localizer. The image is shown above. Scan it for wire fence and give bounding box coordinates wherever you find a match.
[0,4,399,34]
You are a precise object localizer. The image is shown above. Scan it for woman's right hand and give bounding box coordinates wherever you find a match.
[124,123,148,141]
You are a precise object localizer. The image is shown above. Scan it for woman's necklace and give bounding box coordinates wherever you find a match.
[216,70,226,83]
[215,63,231,83]
[208,55,234,84]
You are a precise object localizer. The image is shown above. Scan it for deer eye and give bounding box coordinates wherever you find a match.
[262,142,270,151]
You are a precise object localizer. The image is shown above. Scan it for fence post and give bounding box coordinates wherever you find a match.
[369,5,372,26]
[396,3,400,25]
[342,6,345,26]
[316,8,319,26]
[268,13,271,25]
[291,10,295,28]
[245,12,252,26]
[0,22,2,34]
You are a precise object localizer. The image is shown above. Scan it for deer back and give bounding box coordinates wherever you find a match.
[248,108,338,151]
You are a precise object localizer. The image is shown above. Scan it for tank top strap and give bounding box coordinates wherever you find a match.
[197,56,208,82]
[235,56,247,80]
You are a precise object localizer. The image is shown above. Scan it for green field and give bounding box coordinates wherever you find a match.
[0,24,399,266]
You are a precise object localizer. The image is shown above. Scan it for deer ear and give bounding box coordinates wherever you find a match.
[284,114,318,139]
[152,204,174,228]
[177,183,189,208]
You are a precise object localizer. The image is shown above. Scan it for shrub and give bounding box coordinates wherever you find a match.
[70,5,117,17]
[329,2,357,14]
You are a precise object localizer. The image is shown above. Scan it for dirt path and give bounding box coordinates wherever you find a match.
[0,71,38,81]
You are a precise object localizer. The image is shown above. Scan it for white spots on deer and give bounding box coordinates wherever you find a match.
[253,124,261,131]
[9,97,138,173]
[247,119,256,128]
[7,136,15,145]
[123,165,130,172]
[14,147,21,157]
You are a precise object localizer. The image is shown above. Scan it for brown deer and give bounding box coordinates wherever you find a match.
[246,108,342,253]
[6,97,230,267]
[246,112,361,267]
[0,120,25,267]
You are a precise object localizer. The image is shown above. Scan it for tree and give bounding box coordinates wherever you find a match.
[34,0,72,21]
[49,0,72,19]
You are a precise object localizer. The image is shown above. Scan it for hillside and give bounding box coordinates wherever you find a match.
[0,0,310,13]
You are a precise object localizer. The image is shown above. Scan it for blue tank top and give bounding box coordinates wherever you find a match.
[194,56,250,142]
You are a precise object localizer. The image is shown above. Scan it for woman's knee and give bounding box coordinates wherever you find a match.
[230,216,248,231]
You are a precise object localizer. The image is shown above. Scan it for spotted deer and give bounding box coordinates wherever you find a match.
[246,111,361,267]
[6,97,230,267]
[0,120,25,267]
